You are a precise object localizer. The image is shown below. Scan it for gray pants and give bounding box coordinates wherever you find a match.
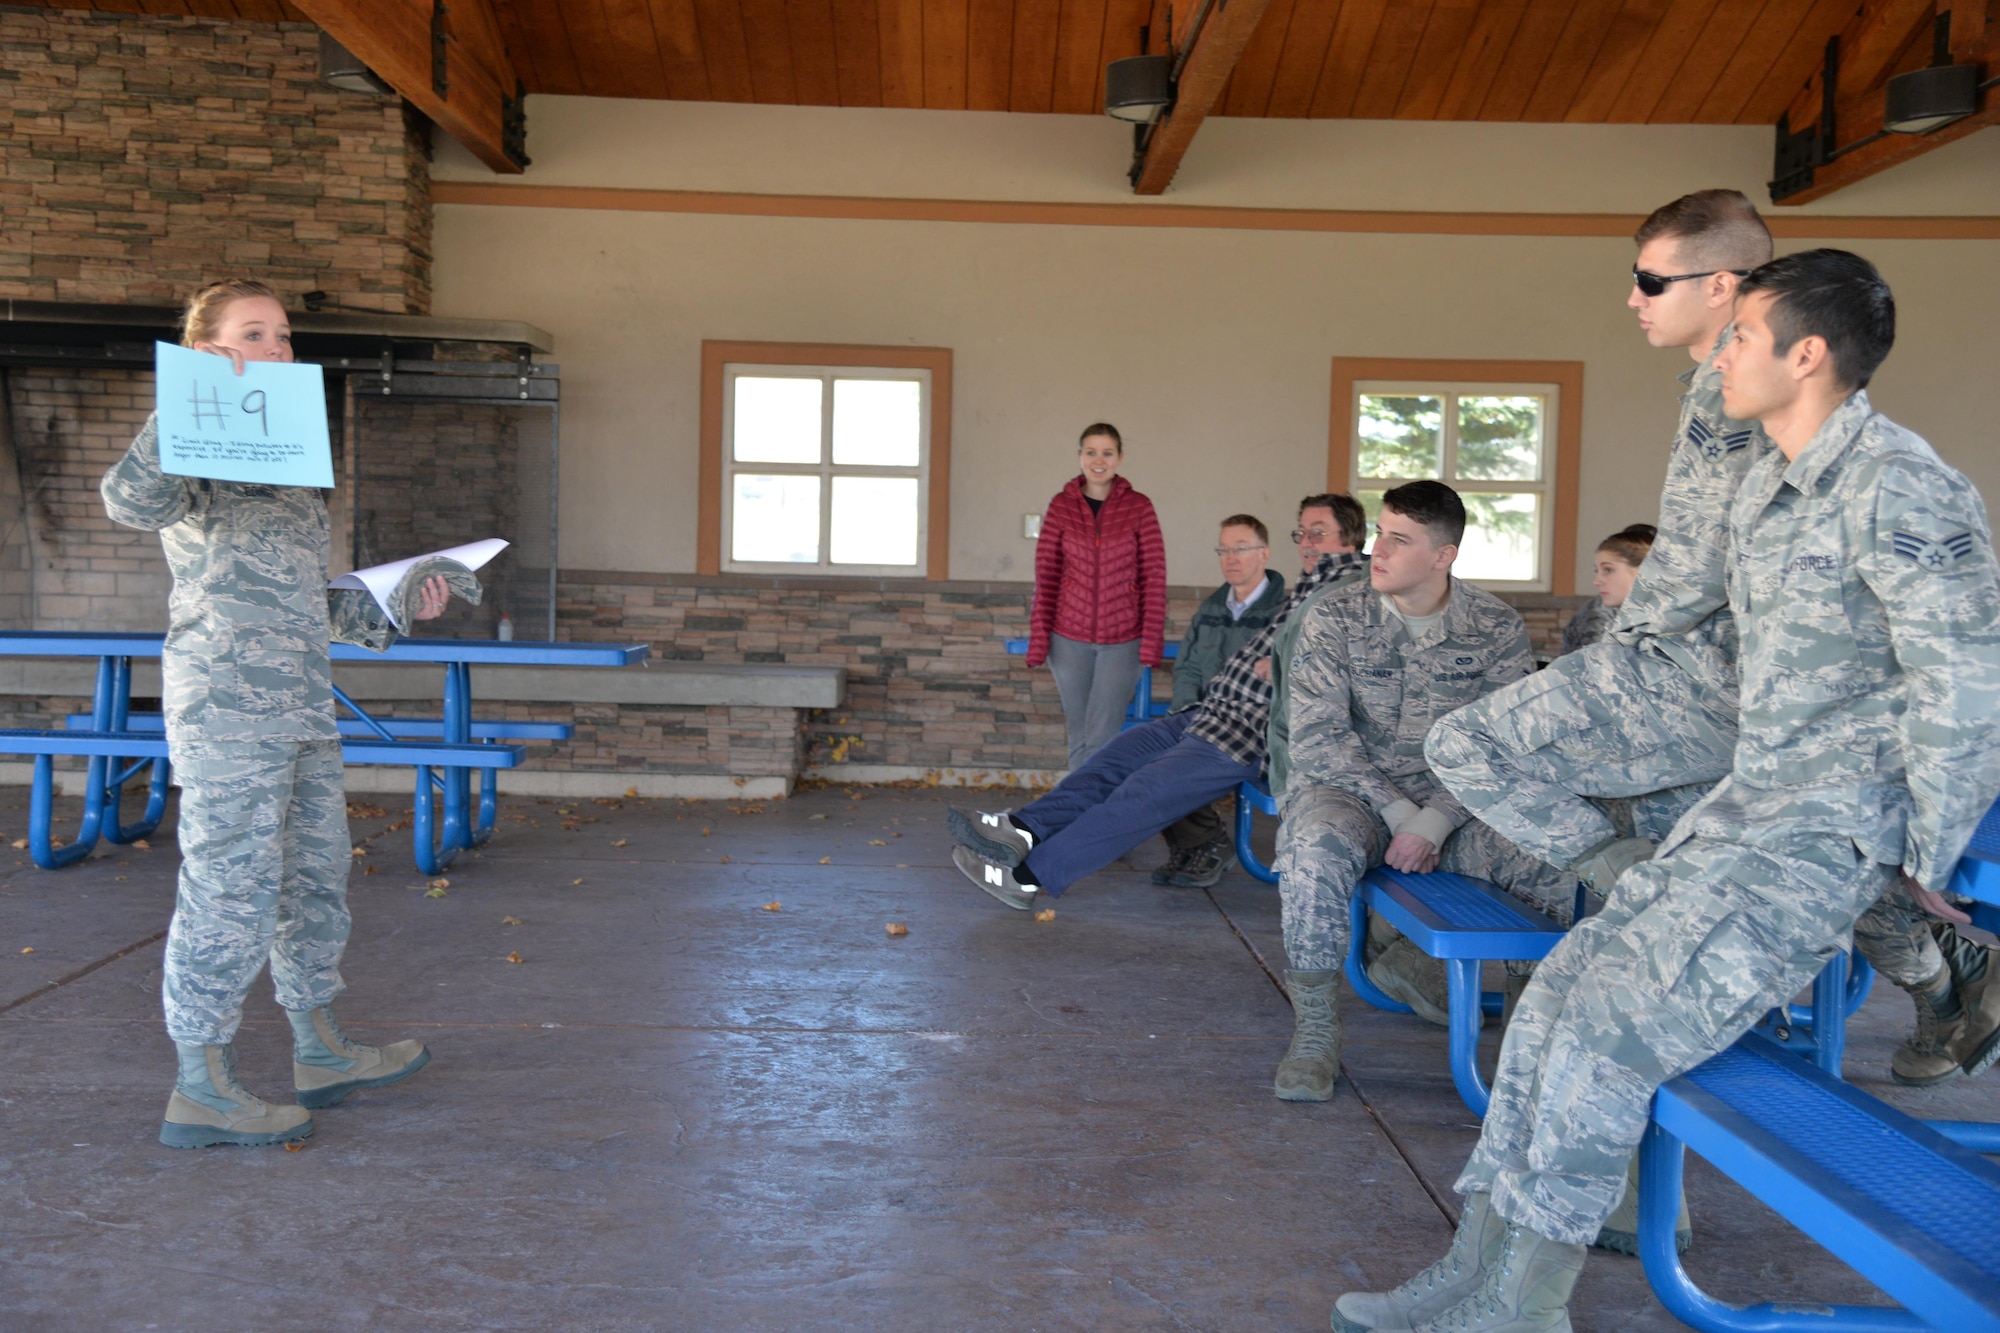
[162,738,352,1046]
[1047,634,1143,769]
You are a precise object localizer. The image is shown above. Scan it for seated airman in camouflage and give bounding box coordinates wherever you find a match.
[1273,481,1573,1104]
[1333,252,2000,1333]
[102,280,454,1149]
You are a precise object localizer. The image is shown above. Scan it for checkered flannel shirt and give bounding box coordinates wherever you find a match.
[1187,551,1367,766]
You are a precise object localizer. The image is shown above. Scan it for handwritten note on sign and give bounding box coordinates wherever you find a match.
[153,342,335,488]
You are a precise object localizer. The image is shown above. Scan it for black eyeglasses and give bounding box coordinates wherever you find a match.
[1632,265,1750,298]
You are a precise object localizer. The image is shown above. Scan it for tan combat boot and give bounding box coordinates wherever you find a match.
[290,1006,431,1109]
[160,1044,313,1149]
[1369,936,1457,1029]
[1274,970,1341,1102]
[1333,1191,1507,1332]
[1411,1223,1585,1332]
[1892,951,2000,1086]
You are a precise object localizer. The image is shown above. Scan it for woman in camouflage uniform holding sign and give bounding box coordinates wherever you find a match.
[103,280,454,1149]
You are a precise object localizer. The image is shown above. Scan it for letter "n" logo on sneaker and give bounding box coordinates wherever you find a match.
[981,813,1002,826]
[983,864,1003,886]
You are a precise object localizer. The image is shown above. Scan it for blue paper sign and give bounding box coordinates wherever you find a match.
[153,341,335,488]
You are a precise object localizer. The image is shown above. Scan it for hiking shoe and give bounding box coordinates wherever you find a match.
[952,844,1040,911]
[1168,837,1235,889]
[1369,937,1457,1030]
[290,1006,432,1109]
[1333,1192,1506,1332]
[947,807,1034,868]
[1151,845,1196,885]
[1895,953,2000,1085]
[1274,970,1340,1102]
[160,1044,313,1149]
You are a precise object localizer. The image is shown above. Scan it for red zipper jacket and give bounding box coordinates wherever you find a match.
[1026,474,1167,669]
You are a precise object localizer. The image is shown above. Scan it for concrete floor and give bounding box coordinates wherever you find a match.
[1,783,1994,1333]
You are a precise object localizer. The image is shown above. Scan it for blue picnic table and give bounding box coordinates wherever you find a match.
[0,630,647,873]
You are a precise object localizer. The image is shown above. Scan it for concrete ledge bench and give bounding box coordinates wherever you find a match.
[1640,1032,2000,1332]
[0,727,523,871]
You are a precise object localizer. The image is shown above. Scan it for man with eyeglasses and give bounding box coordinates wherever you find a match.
[946,494,1369,912]
[1150,513,1286,888]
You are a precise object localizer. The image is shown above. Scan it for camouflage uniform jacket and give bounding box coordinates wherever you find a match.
[1695,390,2000,893]
[101,413,398,744]
[1263,555,1372,797]
[1286,576,1533,830]
[1608,329,1773,708]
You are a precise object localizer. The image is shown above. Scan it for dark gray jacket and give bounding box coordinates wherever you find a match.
[1169,570,1286,713]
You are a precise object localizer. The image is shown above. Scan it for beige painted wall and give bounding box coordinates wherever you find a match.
[430,103,2000,588]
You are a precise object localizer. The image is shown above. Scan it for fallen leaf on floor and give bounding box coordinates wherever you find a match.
[818,857,831,865]
[557,807,573,815]
[364,865,378,875]
[425,886,447,899]
[868,839,887,846]
[133,838,151,850]
[1034,907,1056,922]
[351,847,367,857]
[284,1141,305,1152]
[808,813,828,821]
[11,839,27,850]
[611,838,628,848]
[885,922,908,937]
[501,915,522,925]
[895,863,908,868]
[719,855,732,863]
[116,875,127,881]
[506,951,524,964]
[428,878,450,889]
[561,822,579,831]
[625,787,638,798]
[572,877,583,886]
[702,827,711,836]
[892,832,902,839]
[19,947,31,954]
[761,901,782,912]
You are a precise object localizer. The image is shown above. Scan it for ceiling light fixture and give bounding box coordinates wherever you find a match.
[1104,54,1173,124]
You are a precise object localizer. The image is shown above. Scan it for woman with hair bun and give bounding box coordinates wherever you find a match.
[102,279,455,1149]
[1025,422,1167,768]
[1561,524,1658,655]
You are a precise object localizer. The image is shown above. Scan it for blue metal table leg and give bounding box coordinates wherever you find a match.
[101,656,166,845]
[1638,1121,1927,1332]
[1807,950,1849,1076]
[1925,1120,2000,1153]
[1345,889,1413,1014]
[411,766,455,876]
[441,663,476,852]
[1445,957,1491,1116]
[30,753,106,869]
[1235,788,1278,884]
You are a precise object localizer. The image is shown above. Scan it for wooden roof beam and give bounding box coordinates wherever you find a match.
[1770,0,1998,205]
[1131,0,1281,195]
[293,0,527,174]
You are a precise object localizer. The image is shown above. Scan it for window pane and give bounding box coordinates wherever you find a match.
[830,476,920,566]
[1456,492,1541,582]
[733,376,823,464]
[1358,395,1442,479]
[832,379,921,466]
[1457,396,1544,481]
[732,473,822,563]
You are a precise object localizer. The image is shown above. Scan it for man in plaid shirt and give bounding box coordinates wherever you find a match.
[947,496,1370,911]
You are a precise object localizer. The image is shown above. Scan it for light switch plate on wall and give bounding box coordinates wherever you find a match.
[1023,515,1041,539]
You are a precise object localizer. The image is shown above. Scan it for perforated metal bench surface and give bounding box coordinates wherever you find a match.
[1646,1034,2000,1332]
[1363,866,1568,961]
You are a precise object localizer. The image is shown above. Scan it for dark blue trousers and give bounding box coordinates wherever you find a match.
[1014,712,1259,896]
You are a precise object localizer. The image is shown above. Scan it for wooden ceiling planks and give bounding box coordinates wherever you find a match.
[20,0,1877,130]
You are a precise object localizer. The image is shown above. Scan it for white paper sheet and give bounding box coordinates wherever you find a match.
[330,538,508,623]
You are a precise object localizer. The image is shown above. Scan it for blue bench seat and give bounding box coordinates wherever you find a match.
[65,712,573,742]
[1641,1032,2000,1333]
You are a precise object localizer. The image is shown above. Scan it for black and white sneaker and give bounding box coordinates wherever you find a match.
[1168,837,1236,889]
[952,845,1040,911]
[947,807,1035,868]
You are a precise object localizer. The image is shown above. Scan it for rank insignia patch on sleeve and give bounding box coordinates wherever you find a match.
[1688,417,1756,461]
[1891,530,1976,571]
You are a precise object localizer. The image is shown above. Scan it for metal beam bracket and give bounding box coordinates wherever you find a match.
[431,0,450,98]
[1769,36,1839,202]
[501,80,530,169]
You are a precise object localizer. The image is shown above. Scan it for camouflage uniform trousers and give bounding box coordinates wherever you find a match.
[1274,786,1578,975]
[1456,826,1893,1245]
[161,739,352,1046]
[1425,639,1943,988]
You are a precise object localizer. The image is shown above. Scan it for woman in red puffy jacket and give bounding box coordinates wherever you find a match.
[1026,422,1168,768]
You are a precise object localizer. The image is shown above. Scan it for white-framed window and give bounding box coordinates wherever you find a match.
[721,364,931,576]
[1349,381,1559,592]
